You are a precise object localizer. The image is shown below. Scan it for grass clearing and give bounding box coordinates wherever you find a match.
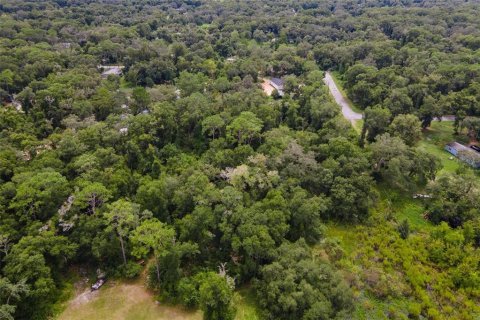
[234,287,263,320]
[57,278,202,320]
[353,118,364,134]
[353,293,411,320]
[324,223,359,255]
[375,186,431,231]
[419,121,473,175]
[57,271,262,320]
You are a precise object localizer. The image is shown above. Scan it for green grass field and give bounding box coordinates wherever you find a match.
[57,274,261,320]
[419,121,473,175]
[57,278,202,320]
[234,287,263,320]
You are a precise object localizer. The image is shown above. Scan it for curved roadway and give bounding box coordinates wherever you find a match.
[323,71,363,123]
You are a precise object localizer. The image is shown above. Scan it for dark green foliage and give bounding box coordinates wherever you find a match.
[370,134,441,190]
[179,272,236,320]
[256,240,353,320]
[426,174,480,227]
[199,272,236,320]
[0,0,479,318]
[397,219,410,240]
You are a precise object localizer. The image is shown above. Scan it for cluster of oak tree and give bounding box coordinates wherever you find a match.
[0,0,479,319]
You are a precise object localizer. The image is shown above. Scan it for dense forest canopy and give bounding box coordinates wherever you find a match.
[0,0,479,319]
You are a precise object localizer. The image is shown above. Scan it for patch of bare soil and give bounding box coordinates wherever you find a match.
[70,288,100,307]
[68,273,98,307]
[261,78,275,96]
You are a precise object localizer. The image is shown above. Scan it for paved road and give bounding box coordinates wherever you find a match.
[323,71,455,124]
[323,71,363,123]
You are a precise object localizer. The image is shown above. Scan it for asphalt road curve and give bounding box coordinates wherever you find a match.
[323,71,363,123]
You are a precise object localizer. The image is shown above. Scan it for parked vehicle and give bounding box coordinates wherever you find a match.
[470,145,480,153]
[91,279,105,291]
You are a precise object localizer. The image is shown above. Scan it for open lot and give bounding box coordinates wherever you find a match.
[57,271,261,320]
[57,279,202,320]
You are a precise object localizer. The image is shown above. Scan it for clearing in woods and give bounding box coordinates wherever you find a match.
[261,78,275,96]
[57,278,202,320]
[57,269,261,320]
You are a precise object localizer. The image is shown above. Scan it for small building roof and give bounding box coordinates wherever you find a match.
[446,141,469,151]
[269,77,285,96]
[102,68,122,76]
[270,77,284,88]
[99,65,125,77]
[446,141,480,168]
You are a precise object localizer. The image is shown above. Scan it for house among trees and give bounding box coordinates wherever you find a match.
[269,77,284,96]
[98,65,124,78]
[445,142,480,168]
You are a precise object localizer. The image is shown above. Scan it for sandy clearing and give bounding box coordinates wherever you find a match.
[261,78,275,96]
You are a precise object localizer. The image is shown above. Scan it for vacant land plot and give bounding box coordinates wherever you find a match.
[58,279,202,320]
[57,272,262,320]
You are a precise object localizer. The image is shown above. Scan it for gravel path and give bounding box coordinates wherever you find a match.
[323,71,363,123]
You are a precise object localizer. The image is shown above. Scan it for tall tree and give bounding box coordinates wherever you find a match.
[198,272,235,320]
[360,106,391,145]
[226,112,263,145]
[104,200,150,266]
[130,218,175,283]
[9,170,69,222]
[388,114,422,146]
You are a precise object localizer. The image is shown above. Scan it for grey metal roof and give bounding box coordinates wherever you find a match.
[270,77,284,88]
[446,141,470,152]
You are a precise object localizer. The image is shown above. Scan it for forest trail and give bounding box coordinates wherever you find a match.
[323,71,363,124]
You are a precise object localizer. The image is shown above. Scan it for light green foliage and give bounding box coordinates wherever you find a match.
[131,86,151,114]
[0,278,29,320]
[91,86,118,121]
[388,114,422,146]
[256,239,353,320]
[202,115,225,139]
[0,70,14,92]
[2,1,480,319]
[338,214,480,319]
[227,112,264,145]
[73,182,112,215]
[104,199,151,266]
[131,218,175,283]
[9,170,69,222]
[177,72,208,96]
